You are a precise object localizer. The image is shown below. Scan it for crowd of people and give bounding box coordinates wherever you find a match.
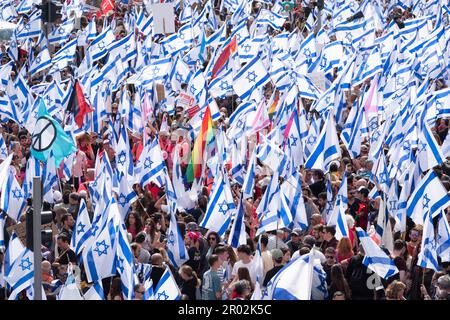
[0,0,450,301]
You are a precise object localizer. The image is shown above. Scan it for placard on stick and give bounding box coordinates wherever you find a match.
[152,3,176,34]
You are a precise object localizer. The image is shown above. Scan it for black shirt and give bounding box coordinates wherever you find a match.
[180,278,198,300]
[263,266,284,287]
[56,248,77,265]
[150,266,165,290]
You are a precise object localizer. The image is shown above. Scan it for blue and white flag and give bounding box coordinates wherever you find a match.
[242,148,257,199]
[136,137,166,188]
[233,56,270,102]
[437,210,450,262]
[82,199,120,283]
[4,246,34,300]
[327,173,349,240]
[0,153,14,193]
[281,170,308,230]
[83,281,105,300]
[0,170,26,222]
[71,198,92,255]
[406,170,450,225]
[0,214,4,251]
[356,227,399,279]
[154,267,181,300]
[417,210,440,271]
[165,172,189,268]
[143,277,154,300]
[417,122,444,172]
[200,174,235,236]
[48,18,75,45]
[256,9,287,30]
[87,26,116,62]
[116,223,136,300]
[29,45,52,75]
[42,154,59,204]
[264,250,318,300]
[228,194,247,249]
[305,113,341,171]
[16,11,41,39]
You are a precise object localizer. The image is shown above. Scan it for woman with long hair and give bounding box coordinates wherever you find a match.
[107,277,124,300]
[329,264,351,300]
[125,211,144,241]
[386,280,407,300]
[336,237,354,263]
[179,265,201,300]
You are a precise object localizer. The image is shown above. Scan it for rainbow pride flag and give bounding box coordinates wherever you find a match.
[186,107,214,182]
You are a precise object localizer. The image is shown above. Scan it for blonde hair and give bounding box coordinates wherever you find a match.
[386,281,406,300]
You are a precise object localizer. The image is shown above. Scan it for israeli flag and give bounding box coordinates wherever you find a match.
[327,173,349,240]
[116,223,136,300]
[0,214,4,251]
[0,170,26,222]
[71,198,92,255]
[83,281,105,300]
[165,173,189,268]
[305,113,341,172]
[200,174,235,236]
[108,32,137,63]
[406,170,450,225]
[257,9,287,30]
[281,170,308,230]
[57,264,83,300]
[209,67,234,99]
[87,26,116,62]
[264,250,318,300]
[48,18,75,45]
[417,122,444,172]
[23,155,41,198]
[0,153,13,192]
[82,199,120,283]
[4,247,34,300]
[228,194,247,249]
[136,137,166,188]
[154,267,181,300]
[283,109,304,167]
[16,10,41,39]
[42,154,59,204]
[29,45,52,75]
[143,277,155,300]
[437,210,450,262]
[242,148,257,199]
[356,228,399,279]
[169,57,192,92]
[233,56,270,102]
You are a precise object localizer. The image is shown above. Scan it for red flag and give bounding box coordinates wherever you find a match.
[101,0,115,15]
[71,81,93,129]
[187,105,200,118]
[211,36,237,79]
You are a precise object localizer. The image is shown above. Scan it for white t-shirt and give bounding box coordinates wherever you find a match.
[231,259,256,285]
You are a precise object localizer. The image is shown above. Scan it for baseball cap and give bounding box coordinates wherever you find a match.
[271,249,283,261]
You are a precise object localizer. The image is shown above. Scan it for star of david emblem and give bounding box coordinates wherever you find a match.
[190,85,197,95]
[236,34,242,42]
[157,291,169,300]
[151,66,160,76]
[403,140,411,152]
[167,44,176,52]
[219,81,231,91]
[325,95,332,105]
[45,95,53,106]
[379,172,388,184]
[35,56,41,64]
[436,99,443,110]
[24,24,30,31]
[1,149,7,157]
[236,119,244,129]
[289,134,298,147]
[58,27,65,35]
[396,76,405,87]
[423,194,430,210]
[175,72,183,83]
[198,110,205,119]
[144,157,153,169]
[118,193,127,207]
[371,131,381,143]
[303,48,312,59]
[345,32,353,43]
[117,257,125,274]
[267,14,275,22]
[168,230,175,245]
[117,150,127,166]
[124,44,131,51]
[218,200,229,215]
[12,187,23,200]
[77,222,86,235]
[422,64,429,73]
[98,41,105,50]
[242,44,251,53]
[336,15,343,23]
[418,142,427,152]
[307,136,317,146]
[19,257,32,271]
[389,200,397,212]
[93,240,109,256]
[91,224,99,236]
[320,56,328,69]
[326,200,334,213]
[179,32,185,40]
[369,120,378,131]
[246,71,257,83]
